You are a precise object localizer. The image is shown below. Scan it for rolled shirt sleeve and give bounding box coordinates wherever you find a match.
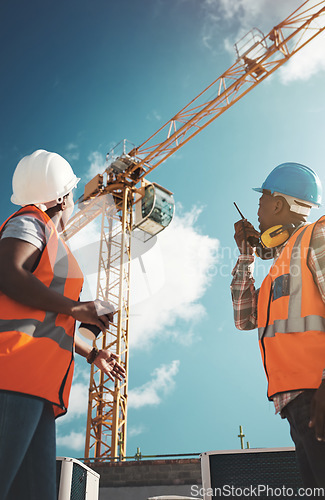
[1,216,46,251]
[230,254,258,330]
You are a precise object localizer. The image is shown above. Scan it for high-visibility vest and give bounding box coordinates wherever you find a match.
[258,215,325,400]
[0,205,84,417]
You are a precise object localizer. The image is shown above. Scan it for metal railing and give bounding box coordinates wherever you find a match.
[76,450,201,463]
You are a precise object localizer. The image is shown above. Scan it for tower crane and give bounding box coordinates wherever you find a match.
[63,0,325,461]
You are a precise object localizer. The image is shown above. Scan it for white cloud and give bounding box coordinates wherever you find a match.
[57,431,85,451]
[279,31,325,84]
[68,156,219,350]
[201,0,325,83]
[128,425,146,437]
[203,0,300,33]
[128,360,180,409]
[129,205,219,348]
[56,376,89,449]
[86,151,106,180]
[65,142,80,161]
[63,381,89,422]
[68,216,103,301]
[67,193,219,350]
[146,109,162,121]
[201,0,274,51]
[164,324,198,346]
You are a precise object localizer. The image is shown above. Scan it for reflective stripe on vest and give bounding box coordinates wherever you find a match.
[0,235,73,351]
[0,316,73,351]
[260,315,325,339]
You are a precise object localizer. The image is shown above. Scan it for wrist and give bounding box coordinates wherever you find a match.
[68,300,81,318]
[238,254,255,263]
[86,347,99,364]
[239,243,254,255]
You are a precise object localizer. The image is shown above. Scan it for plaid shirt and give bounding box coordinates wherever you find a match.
[230,219,325,415]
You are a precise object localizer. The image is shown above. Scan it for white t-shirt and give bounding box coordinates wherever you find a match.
[1,215,46,251]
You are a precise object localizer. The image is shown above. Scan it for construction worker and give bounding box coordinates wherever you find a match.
[231,162,325,489]
[0,150,125,500]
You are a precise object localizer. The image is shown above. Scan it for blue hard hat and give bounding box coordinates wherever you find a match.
[253,162,322,206]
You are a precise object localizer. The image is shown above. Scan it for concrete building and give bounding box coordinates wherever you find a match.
[91,458,202,500]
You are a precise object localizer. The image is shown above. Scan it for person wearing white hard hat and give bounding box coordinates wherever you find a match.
[0,150,125,500]
[231,163,325,489]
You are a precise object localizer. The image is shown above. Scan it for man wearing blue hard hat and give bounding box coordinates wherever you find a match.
[231,162,325,488]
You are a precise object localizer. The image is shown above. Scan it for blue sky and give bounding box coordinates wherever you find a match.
[2,0,325,459]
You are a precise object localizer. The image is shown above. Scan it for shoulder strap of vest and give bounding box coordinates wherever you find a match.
[274,222,308,259]
[283,217,322,251]
[0,206,55,273]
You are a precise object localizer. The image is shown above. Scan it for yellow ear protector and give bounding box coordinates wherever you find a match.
[260,223,296,249]
[233,203,301,259]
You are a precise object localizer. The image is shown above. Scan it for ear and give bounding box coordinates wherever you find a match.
[54,200,65,212]
[273,197,285,214]
[59,196,69,210]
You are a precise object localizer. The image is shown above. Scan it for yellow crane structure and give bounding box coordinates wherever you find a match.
[63,0,325,461]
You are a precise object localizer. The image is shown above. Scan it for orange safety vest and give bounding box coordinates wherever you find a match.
[0,205,84,417]
[258,215,325,400]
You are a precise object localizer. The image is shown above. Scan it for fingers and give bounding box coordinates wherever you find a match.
[95,318,107,334]
[309,389,325,441]
[97,312,115,332]
[99,315,110,330]
[97,362,123,382]
[234,220,260,239]
[109,358,126,379]
[107,351,119,361]
[309,397,316,428]
[72,301,116,332]
[312,409,325,442]
[105,362,125,382]
[107,312,114,323]
[234,219,255,231]
[234,219,260,255]
[96,312,115,333]
[310,416,325,442]
[95,350,126,381]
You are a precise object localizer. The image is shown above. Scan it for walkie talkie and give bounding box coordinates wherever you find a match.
[233,202,274,260]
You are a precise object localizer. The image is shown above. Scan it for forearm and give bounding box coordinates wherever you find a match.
[75,335,92,358]
[230,254,258,330]
[0,239,108,329]
[0,265,77,315]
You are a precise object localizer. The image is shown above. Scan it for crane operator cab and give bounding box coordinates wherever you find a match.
[134,181,175,239]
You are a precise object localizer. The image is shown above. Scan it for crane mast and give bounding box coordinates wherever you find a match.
[83,187,132,460]
[63,0,325,461]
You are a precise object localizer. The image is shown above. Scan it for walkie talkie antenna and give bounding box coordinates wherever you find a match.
[233,202,245,219]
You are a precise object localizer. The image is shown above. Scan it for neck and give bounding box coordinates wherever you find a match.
[45,206,65,232]
[287,220,304,234]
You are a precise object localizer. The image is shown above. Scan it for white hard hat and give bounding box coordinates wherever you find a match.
[11,149,80,206]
